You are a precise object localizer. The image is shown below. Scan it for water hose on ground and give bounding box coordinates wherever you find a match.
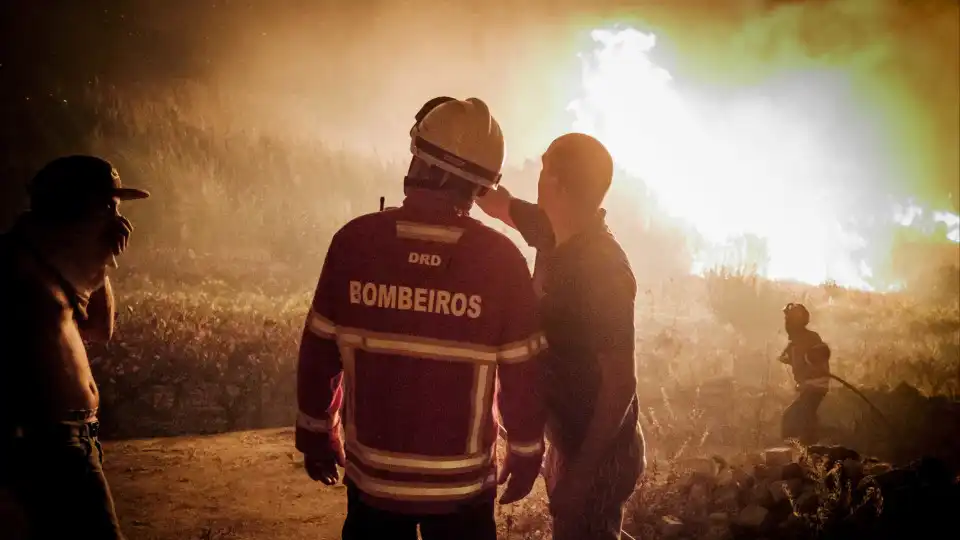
[828,373,895,432]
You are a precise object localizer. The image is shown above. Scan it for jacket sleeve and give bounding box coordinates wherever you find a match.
[508,198,555,251]
[295,232,346,458]
[495,245,547,462]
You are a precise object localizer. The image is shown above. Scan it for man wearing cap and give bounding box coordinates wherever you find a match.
[477,134,645,540]
[0,155,149,539]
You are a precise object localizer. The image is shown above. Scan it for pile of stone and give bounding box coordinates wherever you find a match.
[654,445,959,540]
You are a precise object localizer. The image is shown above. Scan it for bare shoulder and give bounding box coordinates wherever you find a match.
[13,273,72,327]
[0,277,73,372]
[0,244,68,321]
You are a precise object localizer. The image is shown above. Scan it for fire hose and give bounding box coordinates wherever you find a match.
[828,373,895,432]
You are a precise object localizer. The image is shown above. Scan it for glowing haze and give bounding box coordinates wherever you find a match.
[567,27,959,290]
[10,0,954,292]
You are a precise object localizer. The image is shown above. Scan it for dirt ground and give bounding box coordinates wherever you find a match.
[102,428,551,540]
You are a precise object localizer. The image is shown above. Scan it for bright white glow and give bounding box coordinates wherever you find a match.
[567,27,958,290]
[933,211,960,242]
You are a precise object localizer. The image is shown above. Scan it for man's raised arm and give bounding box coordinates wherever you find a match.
[476,185,518,229]
[477,187,556,251]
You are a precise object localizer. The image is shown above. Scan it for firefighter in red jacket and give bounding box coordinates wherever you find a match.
[295,96,547,540]
[779,302,831,444]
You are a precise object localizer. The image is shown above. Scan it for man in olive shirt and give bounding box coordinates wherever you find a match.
[477,134,645,540]
[0,155,148,539]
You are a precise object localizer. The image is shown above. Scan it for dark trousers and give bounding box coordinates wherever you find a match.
[547,427,645,540]
[0,421,124,540]
[782,388,828,445]
[341,480,497,540]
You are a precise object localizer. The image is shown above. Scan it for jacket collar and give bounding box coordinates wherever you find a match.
[401,188,470,216]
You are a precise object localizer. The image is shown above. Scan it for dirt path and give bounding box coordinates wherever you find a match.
[104,428,551,540]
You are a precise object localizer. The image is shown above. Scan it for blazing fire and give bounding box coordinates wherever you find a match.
[568,27,959,290]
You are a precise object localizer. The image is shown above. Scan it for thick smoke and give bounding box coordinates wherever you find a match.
[203,0,956,214]
[2,0,955,289]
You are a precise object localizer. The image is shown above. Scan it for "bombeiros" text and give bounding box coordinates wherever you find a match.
[349,281,482,319]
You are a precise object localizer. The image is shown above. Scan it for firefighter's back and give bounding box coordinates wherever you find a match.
[296,97,545,527]
[323,196,541,512]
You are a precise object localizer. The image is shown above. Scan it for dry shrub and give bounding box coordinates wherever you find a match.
[704,266,791,344]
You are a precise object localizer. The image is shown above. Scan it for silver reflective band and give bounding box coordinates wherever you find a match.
[396,221,464,244]
[297,410,333,433]
[497,333,548,364]
[308,310,336,339]
[335,328,545,366]
[508,440,544,457]
[347,440,491,474]
[410,141,499,189]
[345,463,494,501]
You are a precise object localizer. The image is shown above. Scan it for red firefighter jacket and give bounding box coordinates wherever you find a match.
[295,190,547,514]
[779,328,831,390]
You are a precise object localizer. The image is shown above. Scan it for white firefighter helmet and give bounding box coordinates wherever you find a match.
[409,97,505,190]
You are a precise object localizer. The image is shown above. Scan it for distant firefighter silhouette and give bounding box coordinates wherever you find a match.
[778,302,832,445]
[0,155,149,540]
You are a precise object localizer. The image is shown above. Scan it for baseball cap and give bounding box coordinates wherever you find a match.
[28,155,150,214]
